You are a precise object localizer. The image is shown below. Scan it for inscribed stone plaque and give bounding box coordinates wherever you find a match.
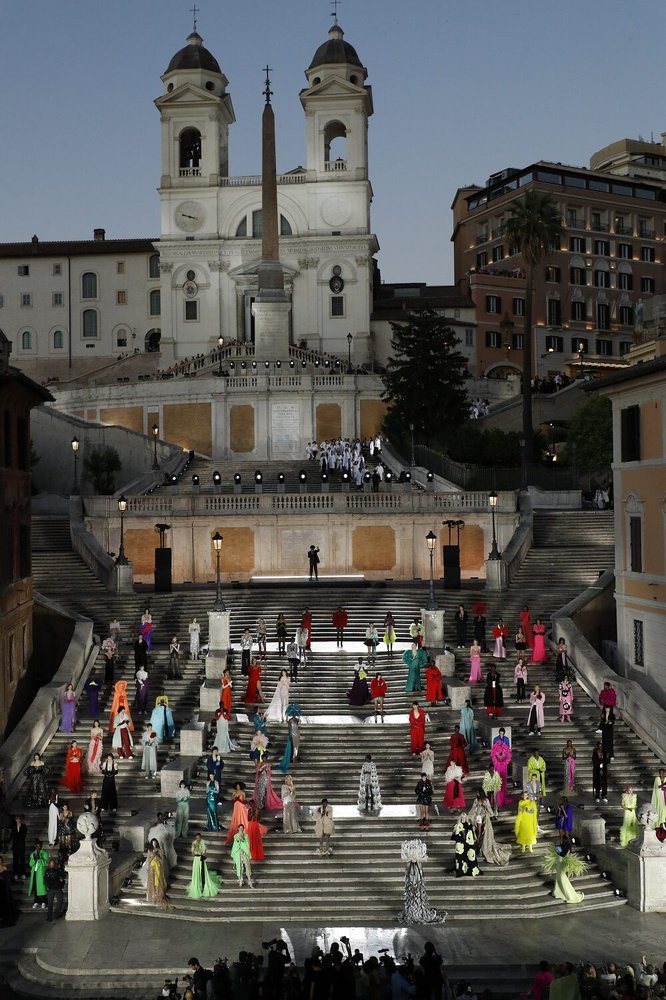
[271,402,300,454]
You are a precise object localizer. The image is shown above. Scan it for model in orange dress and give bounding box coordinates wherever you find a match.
[220,669,233,719]
[246,803,268,861]
[225,783,249,842]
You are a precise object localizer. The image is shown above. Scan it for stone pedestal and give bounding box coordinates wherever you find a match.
[180,721,208,756]
[200,681,222,713]
[435,651,456,677]
[573,813,606,847]
[113,561,134,594]
[66,826,111,921]
[206,609,230,680]
[485,558,508,592]
[160,757,194,798]
[478,721,512,749]
[116,812,153,852]
[422,608,445,651]
[626,828,666,911]
[448,679,471,710]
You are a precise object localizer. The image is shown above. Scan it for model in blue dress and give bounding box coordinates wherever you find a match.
[150,696,175,740]
[403,644,427,693]
[206,778,220,831]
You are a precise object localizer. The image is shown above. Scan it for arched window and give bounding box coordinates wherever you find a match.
[21,330,32,350]
[179,128,202,174]
[235,217,248,238]
[323,120,348,170]
[280,215,292,236]
[149,289,161,317]
[53,330,64,349]
[252,210,263,239]
[81,272,98,299]
[248,210,292,238]
[149,253,160,279]
[82,309,98,338]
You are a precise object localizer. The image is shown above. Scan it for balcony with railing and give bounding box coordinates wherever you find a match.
[475,233,489,245]
[179,167,201,177]
[324,159,348,172]
[219,173,306,187]
[639,227,656,239]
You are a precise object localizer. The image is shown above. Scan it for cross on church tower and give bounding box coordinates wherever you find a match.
[190,3,199,31]
[330,0,341,24]
[263,65,273,106]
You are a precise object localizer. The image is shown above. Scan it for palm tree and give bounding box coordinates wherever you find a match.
[503,190,563,472]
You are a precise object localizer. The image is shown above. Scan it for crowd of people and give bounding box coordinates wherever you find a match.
[159,945,666,1000]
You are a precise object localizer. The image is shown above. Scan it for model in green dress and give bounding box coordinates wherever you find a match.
[619,787,639,847]
[28,841,49,906]
[186,834,221,899]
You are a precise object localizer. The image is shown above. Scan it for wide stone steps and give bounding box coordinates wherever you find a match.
[532,510,615,548]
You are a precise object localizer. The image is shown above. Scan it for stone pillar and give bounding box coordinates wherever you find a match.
[485,558,508,592]
[421,608,445,651]
[65,815,111,921]
[435,651,456,677]
[205,608,230,677]
[113,562,134,594]
[626,824,666,911]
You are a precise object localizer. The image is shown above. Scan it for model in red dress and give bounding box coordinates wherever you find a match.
[446,727,469,776]
[531,620,547,663]
[519,605,533,650]
[243,659,263,705]
[425,661,444,706]
[301,610,312,650]
[409,702,426,754]
[246,804,268,861]
[63,741,84,794]
[220,669,233,719]
[442,763,465,812]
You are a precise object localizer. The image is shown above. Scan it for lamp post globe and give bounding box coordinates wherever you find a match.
[116,494,129,565]
[71,436,80,496]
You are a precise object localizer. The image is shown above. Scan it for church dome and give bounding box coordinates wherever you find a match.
[166,31,221,74]
[308,24,363,70]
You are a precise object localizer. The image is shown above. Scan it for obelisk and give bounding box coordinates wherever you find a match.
[252,68,291,363]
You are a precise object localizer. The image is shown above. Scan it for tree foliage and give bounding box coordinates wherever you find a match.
[563,394,612,485]
[381,309,469,443]
[83,445,122,495]
[502,190,564,450]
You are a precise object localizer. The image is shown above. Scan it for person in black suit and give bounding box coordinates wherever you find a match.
[10,815,27,881]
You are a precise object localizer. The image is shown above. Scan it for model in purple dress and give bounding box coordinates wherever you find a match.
[60,684,77,733]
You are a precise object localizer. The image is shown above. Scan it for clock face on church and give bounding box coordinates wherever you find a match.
[174,201,204,232]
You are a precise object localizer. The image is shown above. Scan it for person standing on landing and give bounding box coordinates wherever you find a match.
[332,606,348,648]
[307,545,320,581]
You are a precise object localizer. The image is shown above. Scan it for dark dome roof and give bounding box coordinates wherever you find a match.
[308,24,362,70]
[167,31,221,74]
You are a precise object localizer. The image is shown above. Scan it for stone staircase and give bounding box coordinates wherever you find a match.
[11,507,659,933]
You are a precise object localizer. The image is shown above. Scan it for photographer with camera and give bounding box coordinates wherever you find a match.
[186,957,214,1000]
[262,939,292,1000]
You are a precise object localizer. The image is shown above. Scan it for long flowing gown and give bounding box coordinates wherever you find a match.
[225,792,249,842]
[175,788,191,839]
[266,676,290,723]
[206,781,220,831]
[189,621,200,658]
[100,761,118,811]
[146,849,172,911]
[243,663,263,704]
[490,740,512,808]
[404,648,426,692]
[468,798,511,865]
[186,839,221,899]
[247,818,268,860]
[425,665,444,703]
[514,799,538,849]
[281,782,301,833]
[651,775,666,825]
[559,682,574,721]
[527,692,545,732]
[446,733,469,775]
[254,763,283,811]
[150,702,175,740]
[542,846,586,904]
[215,715,239,753]
[562,750,576,791]
[468,647,483,683]
[348,670,371,706]
[459,705,478,752]
[398,861,445,924]
[619,792,639,847]
[48,798,59,846]
[519,609,533,649]
[443,764,465,810]
[85,727,104,773]
[483,672,504,716]
[24,763,49,808]
[60,691,77,732]
[63,747,84,793]
[531,624,547,663]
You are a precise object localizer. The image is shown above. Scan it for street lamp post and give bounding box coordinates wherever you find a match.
[425,530,438,610]
[152,424,159,471]
[116,494,128,565]
[346,332,353,373]
[212,531,226,611]
[488,490,500,560]
[71,437,80,496]
[409,422,415,467]
[217,335,224,376]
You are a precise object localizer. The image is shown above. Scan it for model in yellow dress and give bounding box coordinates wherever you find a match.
[514,791,538,852]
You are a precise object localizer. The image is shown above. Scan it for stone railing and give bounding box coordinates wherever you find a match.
[0,600,96,797]
[85,490,516,518]
[219,172,305,186]
[552,570,666,760]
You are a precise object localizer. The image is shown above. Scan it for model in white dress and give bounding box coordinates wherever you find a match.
[188,619,201,660]
[266,671,290,723]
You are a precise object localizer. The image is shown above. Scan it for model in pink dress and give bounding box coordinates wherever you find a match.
[468,640,483,683]
[531,620,547,664]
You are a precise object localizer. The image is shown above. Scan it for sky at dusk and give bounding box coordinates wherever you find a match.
[2,0,665,283]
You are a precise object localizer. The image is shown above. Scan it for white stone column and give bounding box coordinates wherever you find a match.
[626,824,666,911]
[205,608,230,679]
[485,558,508,592]
[421,608,445,650]
[65,816,111,921]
